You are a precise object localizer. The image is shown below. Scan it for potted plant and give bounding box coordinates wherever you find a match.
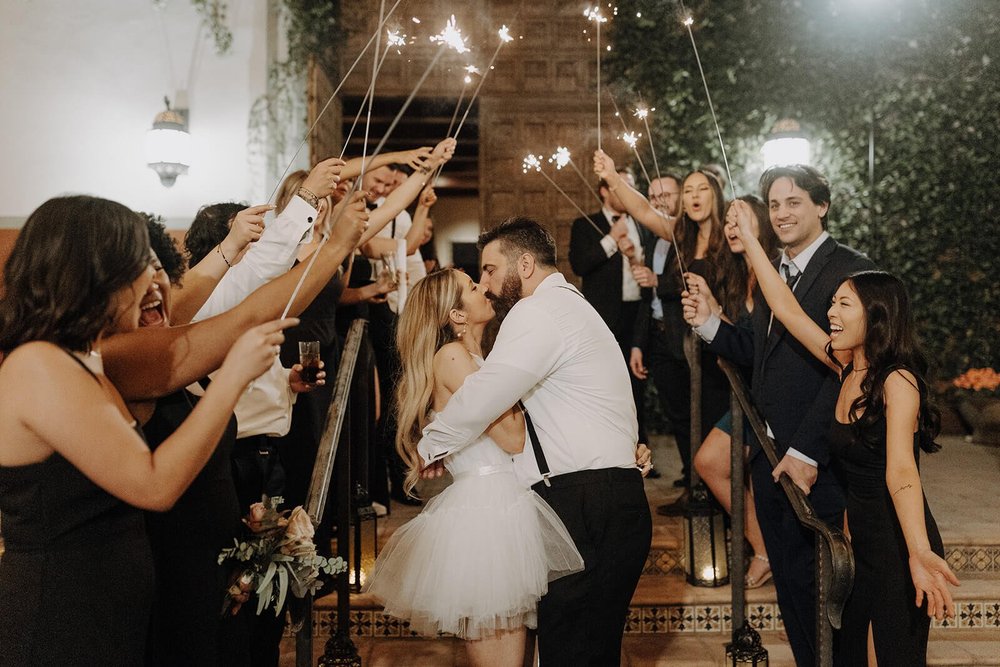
[952,368,1000,446]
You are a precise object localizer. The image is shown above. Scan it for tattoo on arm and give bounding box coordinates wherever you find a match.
[892,483,913,498]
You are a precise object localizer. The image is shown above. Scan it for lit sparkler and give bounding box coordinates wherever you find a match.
[679,8,736,199]
[279,11,455,319]
[585,6,608,150]
[430,14,469,54]
[267,0,404,203]
[522,153,604,236]
[635,105,662,182]
[452,25,514,140]
[549,146,603,208]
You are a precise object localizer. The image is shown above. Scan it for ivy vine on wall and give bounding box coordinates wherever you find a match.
[606,0,998,379]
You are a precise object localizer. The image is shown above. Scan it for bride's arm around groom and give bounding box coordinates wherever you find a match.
[418,217,651,667]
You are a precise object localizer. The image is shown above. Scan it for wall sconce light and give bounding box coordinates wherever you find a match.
[145,96,191,187]
[761,118,811,168]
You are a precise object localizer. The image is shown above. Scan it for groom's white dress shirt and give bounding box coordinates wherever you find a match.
[417,272,638,487]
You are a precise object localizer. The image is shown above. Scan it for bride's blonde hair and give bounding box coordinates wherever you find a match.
[395,269,465,496]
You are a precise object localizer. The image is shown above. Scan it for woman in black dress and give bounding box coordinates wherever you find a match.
[0,196,289,666]
[718,199,959,665]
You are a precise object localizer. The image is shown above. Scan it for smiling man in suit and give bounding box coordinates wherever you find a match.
[687,165,875,665]
[568,169,650,444]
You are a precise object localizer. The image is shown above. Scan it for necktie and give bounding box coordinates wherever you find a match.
[782,263,800,290]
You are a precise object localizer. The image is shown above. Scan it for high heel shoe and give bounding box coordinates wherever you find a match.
[745,554,772,589]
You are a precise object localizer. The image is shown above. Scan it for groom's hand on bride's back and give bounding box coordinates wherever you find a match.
[420,460,446,480]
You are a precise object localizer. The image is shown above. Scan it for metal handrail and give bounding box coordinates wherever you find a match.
[717,358,855,667]
[296,318,369,667]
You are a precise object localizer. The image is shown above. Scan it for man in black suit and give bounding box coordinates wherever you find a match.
[569,170,650,443]
[686,165,874,665]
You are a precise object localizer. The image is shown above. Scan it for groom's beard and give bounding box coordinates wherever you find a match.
[486,271,523,325]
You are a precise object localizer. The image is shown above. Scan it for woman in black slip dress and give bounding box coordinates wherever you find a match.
[723,199,959,666]
[0,196,289,666]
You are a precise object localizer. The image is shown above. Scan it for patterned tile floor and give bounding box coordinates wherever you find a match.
[285,434,1000,664]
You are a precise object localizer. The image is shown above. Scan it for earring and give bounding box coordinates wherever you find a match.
[457,323,468,339]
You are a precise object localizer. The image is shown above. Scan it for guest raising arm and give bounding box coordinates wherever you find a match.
[718,197,959,662]
[102,192,368,401]
[593,149,677,241]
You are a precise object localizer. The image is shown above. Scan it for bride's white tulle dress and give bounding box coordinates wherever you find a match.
[364,424,583,640]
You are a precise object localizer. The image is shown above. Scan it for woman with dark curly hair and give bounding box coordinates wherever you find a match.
[718,198,959,666]
[0,195,291,665]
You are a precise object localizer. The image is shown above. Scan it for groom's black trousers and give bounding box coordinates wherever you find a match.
[532,467,651,666]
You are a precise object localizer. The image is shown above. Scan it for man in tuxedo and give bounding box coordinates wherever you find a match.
[568,170,650,443]
[686,165,874,665]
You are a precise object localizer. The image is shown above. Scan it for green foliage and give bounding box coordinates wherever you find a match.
[607,0,999,377]
[189,0,233,54]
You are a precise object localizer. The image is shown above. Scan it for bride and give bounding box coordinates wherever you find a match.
[364,268,584,666]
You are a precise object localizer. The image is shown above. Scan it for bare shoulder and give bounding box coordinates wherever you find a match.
[434,341,473,364]
[1,341,73,376]
[433,342,478,392]
[884,369,920,404]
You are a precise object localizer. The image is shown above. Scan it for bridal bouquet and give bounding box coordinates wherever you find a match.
[218,496,346,616]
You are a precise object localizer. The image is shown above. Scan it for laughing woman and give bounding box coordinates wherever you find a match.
[0,196,292,666]
[706,199,959,666]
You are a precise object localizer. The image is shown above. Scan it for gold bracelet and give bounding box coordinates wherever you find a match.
[216,244,233,268]
[297,187,320,208]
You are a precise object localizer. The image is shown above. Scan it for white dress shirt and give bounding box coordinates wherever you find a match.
[193,197,316,321]
[372,197,425,313]
[692,231,831,467]
[597,208,642,302]
[189,196,317,438]
[418,272,638,487]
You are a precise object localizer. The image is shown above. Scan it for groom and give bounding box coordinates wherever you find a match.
[418,217,652,665]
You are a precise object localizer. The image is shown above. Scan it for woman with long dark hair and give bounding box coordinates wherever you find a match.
[593,152,731,497]
[0,196,291,665]
[688,195,780,588]
[707,199,959,665]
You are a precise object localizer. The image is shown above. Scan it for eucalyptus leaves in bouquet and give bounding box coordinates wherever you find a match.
[218,495,346,616]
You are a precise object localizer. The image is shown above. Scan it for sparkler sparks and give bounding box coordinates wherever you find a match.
[498,25,513,43]
[549,146,572,170]
[431,15,469,54]
[522,154,542,173]
[583,6,607,23]
[387,29,406,49]
[622,131,640,148]
[683,16,694,26]
[634,107,649,120]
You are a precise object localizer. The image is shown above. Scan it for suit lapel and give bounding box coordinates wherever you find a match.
[763,236,837,361]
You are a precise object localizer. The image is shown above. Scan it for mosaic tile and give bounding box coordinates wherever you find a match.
[641,606,670,633]
[667,605,696,633]
[984,602,1000,628]
[747,603,776,631]
[958,602,984,629]
[695,605,723,632]
[624,607,642,633]
[373,613,402,637]
[350,610,373,637]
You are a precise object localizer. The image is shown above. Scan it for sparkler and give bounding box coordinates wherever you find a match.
[549,146,603,208]
[279,17,467,319]
[266,0,404,203]
[359,0,387,187]
[340,29,407,161]
[634,106,662,182]
[584,7,608,150]
[678,6,737,200]
[453,25,513,141]
[523,154,605,237]
[606,90,654,186]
